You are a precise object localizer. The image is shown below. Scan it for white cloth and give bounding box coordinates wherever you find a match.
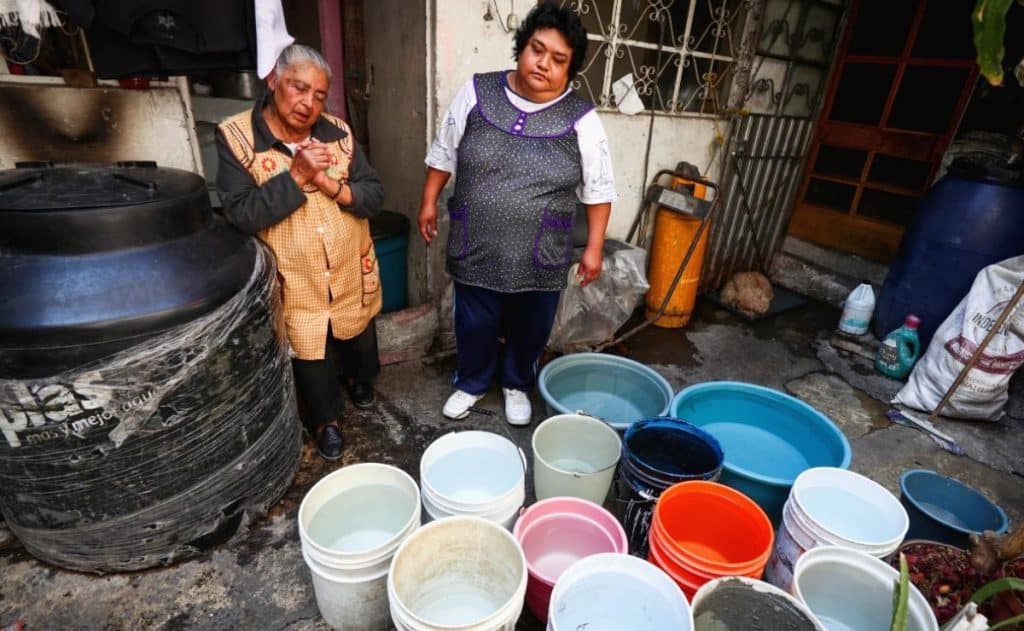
[612,73,645,116]
[426,76,618,205]
[255,0,294,79]
[0,0,59,38]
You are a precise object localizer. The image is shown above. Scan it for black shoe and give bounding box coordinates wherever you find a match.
[315,423,344,461]
[348,382,375,409]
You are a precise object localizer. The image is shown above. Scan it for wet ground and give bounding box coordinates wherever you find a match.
[2,298,1022,630]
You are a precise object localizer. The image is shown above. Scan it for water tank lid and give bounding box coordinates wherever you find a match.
[370,210,410,241]
[0,163,209,253]
[947,155,1024,188]
[0,162,205,211]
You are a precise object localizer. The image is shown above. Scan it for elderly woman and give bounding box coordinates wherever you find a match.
[419,1,615,426]
[216,44,384,460]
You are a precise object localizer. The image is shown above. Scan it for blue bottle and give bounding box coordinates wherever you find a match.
[876,315,922,379]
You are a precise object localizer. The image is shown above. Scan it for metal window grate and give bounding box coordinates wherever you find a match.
[562,0,759,117]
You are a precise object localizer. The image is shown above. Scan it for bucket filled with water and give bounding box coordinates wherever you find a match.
[297,463,421,631]
[420,431,526,529]
[764,467,909,591]
[512,497,627,623]
[615,418,723,556]
[388,515,527,630]
[648,480,774,599]
[531,413,621,504]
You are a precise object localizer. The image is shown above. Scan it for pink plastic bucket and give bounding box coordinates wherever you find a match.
[513,498,627,623]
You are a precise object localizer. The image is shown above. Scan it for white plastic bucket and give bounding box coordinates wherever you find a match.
[765,467,908,591]
[532,414,621,505]
[793,546,938,631]
[691,576,827,631]
[420,431,526,525]
[388,516,527,631]
[421,487,521,531]
[297,463,421,629]
[303,548,390,631]
[547,553,693,631]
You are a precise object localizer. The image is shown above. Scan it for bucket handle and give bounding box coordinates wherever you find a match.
[518,447,528,475]
[574,408,613,426]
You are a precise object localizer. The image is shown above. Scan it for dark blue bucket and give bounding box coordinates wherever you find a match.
[615,417,724,557]
[899,469,1008,549]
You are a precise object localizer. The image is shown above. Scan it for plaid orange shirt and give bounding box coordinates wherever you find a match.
[218,112,382,359]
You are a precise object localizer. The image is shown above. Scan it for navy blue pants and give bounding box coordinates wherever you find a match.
[453,282,561,395]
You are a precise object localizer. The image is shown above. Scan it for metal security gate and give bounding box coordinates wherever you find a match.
[701,0,848,289]
[703,114,816,289]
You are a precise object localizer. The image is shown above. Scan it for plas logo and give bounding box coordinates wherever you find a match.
[0,372,154,448]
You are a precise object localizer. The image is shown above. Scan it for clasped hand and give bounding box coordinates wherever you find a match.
[290,139,332,187]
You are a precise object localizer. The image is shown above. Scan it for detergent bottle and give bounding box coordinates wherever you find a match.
[876,315,921,379]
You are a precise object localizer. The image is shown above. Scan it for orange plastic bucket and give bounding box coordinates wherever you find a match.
[652,481,773,575]
[647,531,702,598]
[648,521,763,599]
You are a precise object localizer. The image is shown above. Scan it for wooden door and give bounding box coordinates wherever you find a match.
[787,0,978,262]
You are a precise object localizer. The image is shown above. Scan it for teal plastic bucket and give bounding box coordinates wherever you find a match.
[670,382,851,526]
[538,353,674,432]
[370,211,410,314]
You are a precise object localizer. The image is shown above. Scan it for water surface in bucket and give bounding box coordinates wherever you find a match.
[917,501,970,529]
[703,422,809,479]
[549,457,598,474]
[411,580,502,625]
[799,486,899,542]
[427,448,521,502]
[556,391,648,425]
[307,484,413,552]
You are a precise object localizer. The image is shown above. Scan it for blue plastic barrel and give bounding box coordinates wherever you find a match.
[370,211,410,314]
[875,156,1024,347]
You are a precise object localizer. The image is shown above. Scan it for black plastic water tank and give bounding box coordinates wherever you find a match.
[0,163,301,572]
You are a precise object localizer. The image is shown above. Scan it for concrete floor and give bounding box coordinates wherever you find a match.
[2,298,1022,630]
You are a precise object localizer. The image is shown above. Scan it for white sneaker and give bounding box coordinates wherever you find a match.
[443,390,484,420]
[503,388,532,426]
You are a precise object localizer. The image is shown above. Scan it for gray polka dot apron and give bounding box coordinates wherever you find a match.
[446,71,594,292]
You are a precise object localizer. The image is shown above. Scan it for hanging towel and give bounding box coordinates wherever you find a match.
[0,0,60,38]
[255,0,293,78]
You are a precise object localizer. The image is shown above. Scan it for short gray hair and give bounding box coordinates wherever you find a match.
[274,44,332,82]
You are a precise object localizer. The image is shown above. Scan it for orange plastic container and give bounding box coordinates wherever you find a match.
[649,481,773,584]
[648,529,762,598]
[644,177,710,328]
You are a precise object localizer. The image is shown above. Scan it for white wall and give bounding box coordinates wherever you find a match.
[431,0,724,240]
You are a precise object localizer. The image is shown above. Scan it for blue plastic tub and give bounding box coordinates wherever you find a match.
[538,353,674,432]
[670,382,851,525]
[899,469,1008,549]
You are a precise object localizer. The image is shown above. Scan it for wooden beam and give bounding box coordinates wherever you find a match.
[318,0,348,122]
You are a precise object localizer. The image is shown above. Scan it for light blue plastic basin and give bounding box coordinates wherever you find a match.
[538,353,674,432]
[670,381,851,524]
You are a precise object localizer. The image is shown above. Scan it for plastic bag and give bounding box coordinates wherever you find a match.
[895,255,1024,420]
[547,242,649,353]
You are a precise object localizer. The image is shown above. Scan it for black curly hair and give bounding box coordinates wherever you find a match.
[513,1,589,79]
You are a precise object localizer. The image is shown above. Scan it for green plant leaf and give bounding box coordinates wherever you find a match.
[973,0,1016,85]
[969,576,1024,604]
[989,612,1024,630]
[891,552,910,631]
